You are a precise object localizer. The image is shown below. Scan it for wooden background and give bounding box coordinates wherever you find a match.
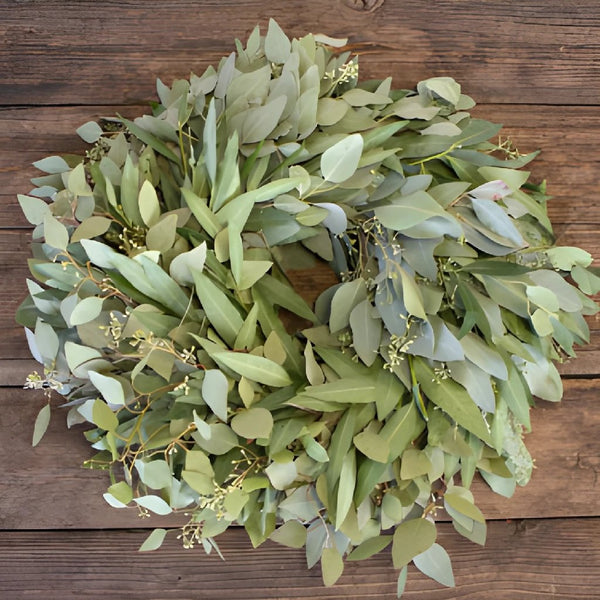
[1,1,600,598]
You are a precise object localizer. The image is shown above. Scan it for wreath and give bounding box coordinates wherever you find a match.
[17,19,600,593]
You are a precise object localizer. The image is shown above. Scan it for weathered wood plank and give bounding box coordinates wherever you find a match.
[1,1,600,107]
[2,379,599,529]
[1,102,599,227]
[1,518,599,599]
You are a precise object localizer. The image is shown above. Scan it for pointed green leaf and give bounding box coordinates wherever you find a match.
[139,528,168,552]
[335,448,356,529]
[71,216,112,243]
[32,403,51,447]
[214,351,292,387]
[92,399,118,432]
[70,296,104,326]
[134,495,172,515]
[270,520,307,549]
[204,98,217,185]
[320,134,364,183]
[353,430,390,463]
[413,543,455,588]
[264,18,291,64]
[202,369,228,421]
[18,194,50,225]
[444,492,485,523]
[76,121,103,143]
[347,535,393,561]
[192,270,243,346]
[43,214,69,250]
[392,518,437,569]
[139,180,161,227]
[321,546,344,587]
[89,371,125,406]
[349,299,381,366]
[231,407,274,439]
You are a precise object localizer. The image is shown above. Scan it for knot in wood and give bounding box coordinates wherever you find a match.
[341,0,384,12]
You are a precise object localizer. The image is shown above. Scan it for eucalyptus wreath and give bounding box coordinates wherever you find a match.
[17,19,600,593]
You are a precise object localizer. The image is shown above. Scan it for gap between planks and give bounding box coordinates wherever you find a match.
[1,518,599,599]
[2,0,600,105]
[1,378,599,530]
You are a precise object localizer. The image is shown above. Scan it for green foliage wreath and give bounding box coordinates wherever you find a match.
[17,19,600,593]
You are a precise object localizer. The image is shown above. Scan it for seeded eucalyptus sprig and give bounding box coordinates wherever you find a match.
[17,19,600,593]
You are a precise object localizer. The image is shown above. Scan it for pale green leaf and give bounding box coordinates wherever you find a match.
[89,371,125,406]
[417,77,461,105]
[92,399,118,432]
[397,566,408,598]
[353,430,389,463]
[321,547,344,587]
[18,194,50,225]
[193,423,238,455]
[134,495,172,515]
[67,163,90,196]
[531,308,554,336]
[139,180,161,227]
[234,303,259,350]
[264,18,291,63]
[330,278,367,332]
[238,260,273,290]
[146,213,178,251]
[32,403,51,447]
[181,470,214,494]
[214,351,292,387]
[136,459,172,490]
[192,270,243,347]
[399,267,427,319]
[169,242,207,286]
[298,379,376,405]
[320,134,363,183]
[34,319,59,363]
[76,121,103,143]
[107,480,133,505]
[347,535,393,561]
[71,216,112,243]
[301,435,329,463]
[204,98,217,185]
[70,296,104,326]
[43,214,69,250]
[33,155,70,174]
[139,528,168,552]
[349,299,382,366]
[242,96,287,144]
[546,247,592,271]
[180,189,221,238]
[212,132,240,211]
[231,407,274,439]
[270,520,307,549]
[335,448,356,529]
[392,518,437,569]
[572,265,600,295]
[444,493,485,523]
[265,460,297,490]
[414,359,493,445]
[202,369,228,421]
[413,543,455,588]
[304,341,324,385]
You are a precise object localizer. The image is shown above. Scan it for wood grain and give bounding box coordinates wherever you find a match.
[1,1,600,107]
[2,379,599,530]
[2,2,600,598]
[1,518,599,599]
